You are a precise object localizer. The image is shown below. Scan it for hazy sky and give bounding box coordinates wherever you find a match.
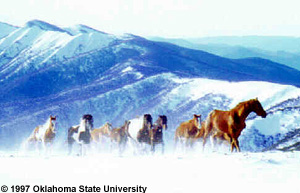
[1,0,300,38]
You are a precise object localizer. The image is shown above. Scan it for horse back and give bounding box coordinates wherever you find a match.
[176,120,198,138]
[207,110,231,132]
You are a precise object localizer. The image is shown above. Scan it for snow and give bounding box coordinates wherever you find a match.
[0,22,18,39]
[0,151,299,193]
[122,66,134,73]
[171,77,300,109]
[0,20,116,82]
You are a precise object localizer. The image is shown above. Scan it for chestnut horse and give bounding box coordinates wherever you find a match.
[203,98,267,152]
[67,114,94,155]
[91,122,113,143]
[150,115,167,153]
[27,115,57,152]
[110,120,131,153]
[174,114,202,148]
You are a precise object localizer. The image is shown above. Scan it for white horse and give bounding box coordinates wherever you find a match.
[67,114,93,156]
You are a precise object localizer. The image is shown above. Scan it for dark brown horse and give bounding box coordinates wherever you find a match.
[110,120,131,153]
[174,114,202,148]
[203,98,267,152]
[67,114,94,155]
[150,115,167,153]
[136,114,153,144]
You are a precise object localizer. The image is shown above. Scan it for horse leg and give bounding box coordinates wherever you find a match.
[202,121,213,151]
[151,138,155,153]
[68,143,73,155]
[230,137,235,152]
[174,135,179,153]
[210,133,217,151]
[234,139,240,152]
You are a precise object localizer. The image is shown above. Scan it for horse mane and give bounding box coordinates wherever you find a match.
[232,99,256,111]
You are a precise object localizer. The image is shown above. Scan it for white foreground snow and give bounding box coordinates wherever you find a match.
[0,151,299,193]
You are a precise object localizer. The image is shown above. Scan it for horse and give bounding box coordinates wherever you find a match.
[67,114,94,155]
[150,115,167,153]
[110,120,131,154]
[91,122,113,143]
[174,114,202,149]
[202,98,267,152]
[127,114,153,153]
[26,115,57,154]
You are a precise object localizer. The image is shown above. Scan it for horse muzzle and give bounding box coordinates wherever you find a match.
[261,112,267,118]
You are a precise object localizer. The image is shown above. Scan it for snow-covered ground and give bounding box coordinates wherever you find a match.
[0,150,299,193]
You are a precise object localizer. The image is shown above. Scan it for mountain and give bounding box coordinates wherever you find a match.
[0,22,19,39]
[0,20,116,89]
[148,37,300,71]
[1,20,300,152]
[188,36,300,53]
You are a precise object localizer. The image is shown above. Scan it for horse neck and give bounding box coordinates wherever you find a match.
[102,125,111,135]
[79,120,91,133]
[234,102,253,122]
[155,119,162,127]
[45,119,54,133]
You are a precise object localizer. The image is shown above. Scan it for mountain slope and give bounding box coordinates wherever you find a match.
[0,21,300,152]
[0,22,19,39]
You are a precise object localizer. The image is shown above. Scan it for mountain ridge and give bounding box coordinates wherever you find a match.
[0,20,300,151]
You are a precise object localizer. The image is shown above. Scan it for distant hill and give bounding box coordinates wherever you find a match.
[149,36,300,71]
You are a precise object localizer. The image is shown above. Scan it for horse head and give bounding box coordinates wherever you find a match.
[251,98,267,118]
[143,114,153,129]
[82,114,94,131]
[49,115,57,133]
[158,115,168,130]
[104,122,113,135]
[193,114,202,129]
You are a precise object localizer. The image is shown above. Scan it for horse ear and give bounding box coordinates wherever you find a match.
[255,97,258,101]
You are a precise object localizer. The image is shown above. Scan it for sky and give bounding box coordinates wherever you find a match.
[1,0,300,38]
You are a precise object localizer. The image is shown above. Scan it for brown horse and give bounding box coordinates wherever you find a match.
[91,122,113,143]
[110,120,131,153]
[203,98,267,152]
[174,114,202,148]
[27,115,57,151]
[150,115,167,153]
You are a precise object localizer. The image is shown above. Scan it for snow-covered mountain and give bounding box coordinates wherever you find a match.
[0,20,300,152]
[0,20,116,87]
[0,22,18,39]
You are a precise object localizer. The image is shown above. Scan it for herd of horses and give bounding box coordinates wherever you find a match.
[25,98,267,155]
